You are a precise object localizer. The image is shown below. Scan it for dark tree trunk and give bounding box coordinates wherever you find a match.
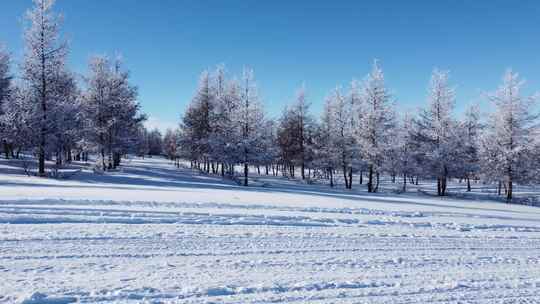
[67,149,72,163]
[343,166,349,189]
[367,165,374,193]
[402,172,407,192]
[507,170,513,203]
[348,167,353,189]
[101,148,106,171]
[244,162,248,186]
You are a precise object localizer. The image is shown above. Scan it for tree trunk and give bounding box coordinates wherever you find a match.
[343,166,349,189]
[3,141,10,159]
[359,170,363,184]
[329,169,334,187]
[244,162,248,186]
[67,149,72,163]
[348,167,353,189]
[101,148,106,171]
[507,169,513,203]
[402,172,407,192]
[466,176,471,192]
[368,165,374,193]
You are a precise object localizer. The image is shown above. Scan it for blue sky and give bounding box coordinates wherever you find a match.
[1,1,539,131]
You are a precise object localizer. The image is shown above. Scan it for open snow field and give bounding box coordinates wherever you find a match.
[1,157,540,303]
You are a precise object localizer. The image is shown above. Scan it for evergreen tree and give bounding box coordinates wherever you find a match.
[481,70,539,202]
[22,0,68,175]
[357,60,395,193]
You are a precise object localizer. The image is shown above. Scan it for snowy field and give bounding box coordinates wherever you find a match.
[1,157,540,303]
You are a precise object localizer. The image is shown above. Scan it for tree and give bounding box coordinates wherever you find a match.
[83,56,144,171]
[357,60,395,193]
[292,84,312,180]
[208,66,241,175]
[323,86,357,189]
[147,128,163,156]
[393,113,418,192]
[22,0,68,175]
[277,85,315,180]
[0,45,14,156]
[457,104,482,191]
[0,45,10,109]
[481,70,539,202]
[238,68,265,186]
[163,128,179,160]
[415,69,457,196]
[48,71,80,165]
[313,95,339,187]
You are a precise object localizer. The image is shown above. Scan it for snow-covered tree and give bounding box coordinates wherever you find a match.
[208,66,241,175]
[83,56,144,171]
[0,45,14,156]
[22,0,68,175]
[481,70,539,202]
[392,112,419,192]
[1,85,35,158]
[179,70,216,172]
[0,45,10,110]
[48,71,80,165]
[415,69,457,196]
[163,128,179,160]
[277,85,315,179]
[325,86,357,188]
[292,84,312,179]
[238,68,265,186]
[456,103,482,191]
[313,95,340,187]
[357,60,395,193]
[147,128,163,156]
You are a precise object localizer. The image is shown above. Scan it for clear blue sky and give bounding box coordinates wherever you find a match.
[1,1,539,131]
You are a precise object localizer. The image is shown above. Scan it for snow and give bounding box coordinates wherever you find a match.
[1,156,540,303]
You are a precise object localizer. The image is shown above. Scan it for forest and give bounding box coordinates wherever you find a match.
[1,0,539,203]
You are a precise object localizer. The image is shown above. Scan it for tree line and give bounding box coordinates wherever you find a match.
[2,1,538,204]
[0,0,149,175]
[172,63,539,203]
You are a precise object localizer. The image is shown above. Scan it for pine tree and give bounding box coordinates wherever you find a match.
[0,45,10,109]
[22,0,68,175]
[357,60,395,193]
[0,45,14,157]
[458,104,482,192]
[83,56,143,171]
[415,69,457,196]
[313,95,340,187]
[481,70,539,202]
[238,68,264,186]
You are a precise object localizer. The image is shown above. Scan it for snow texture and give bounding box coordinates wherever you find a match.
[1,157,540,303]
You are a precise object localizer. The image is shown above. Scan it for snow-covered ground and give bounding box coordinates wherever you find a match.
[1,157,540,303]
